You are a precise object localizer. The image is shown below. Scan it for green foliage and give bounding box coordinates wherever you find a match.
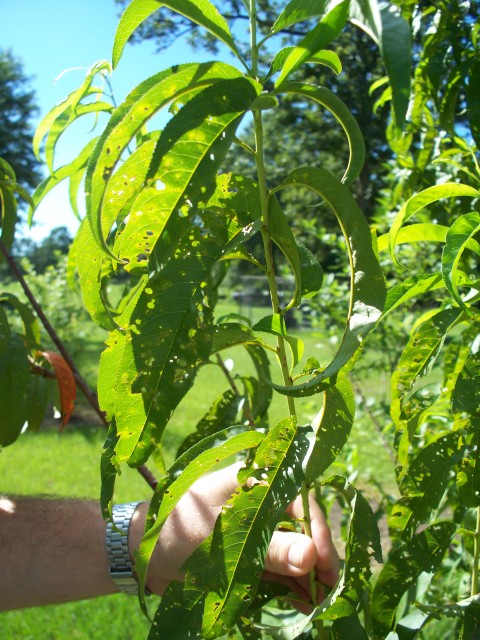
[3,0,480,638]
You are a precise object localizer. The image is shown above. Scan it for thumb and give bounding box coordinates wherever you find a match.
[264,530,318,577]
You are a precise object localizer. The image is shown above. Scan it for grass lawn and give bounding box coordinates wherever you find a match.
[0,297,397,638]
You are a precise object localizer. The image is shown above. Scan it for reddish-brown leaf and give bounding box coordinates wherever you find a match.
[41,351,76,429]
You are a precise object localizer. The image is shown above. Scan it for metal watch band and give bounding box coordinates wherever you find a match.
[105,501,142,595]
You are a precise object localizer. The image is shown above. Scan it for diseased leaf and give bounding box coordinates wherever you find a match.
[41,351,76,428]
[113,0,239,69]
[371,522,457,638]
[389,431,462,539]
[442,211,480,313]
[305,377,355,483]
[176,390,243,458]
[279,82,365,185]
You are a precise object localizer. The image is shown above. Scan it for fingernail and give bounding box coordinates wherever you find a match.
[288,542,304,569]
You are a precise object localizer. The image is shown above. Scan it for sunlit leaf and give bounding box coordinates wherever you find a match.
[371,522,456,638]
[442,211,480,313]
[253,313,304,371]
[268,47,342,79]
[305,377,354,483]
[271,0,332,33]
[113,0,239,69]
[274,2,349,88]
[269,167,386,397]
[388,183,480,264]
[389,431,462,538]
[279,82,365,186]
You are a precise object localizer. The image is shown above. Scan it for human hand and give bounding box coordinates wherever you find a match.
[130,463,339,602]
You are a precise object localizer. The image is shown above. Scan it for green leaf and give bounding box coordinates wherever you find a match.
[371,522,456,638]
[388,183,480,265]
[271,0,332,33]
[0,292,41,348]
[136,426,264,609]
[151,419,310,640]
[29,138,97,224]
[382,273,444,320]
[279,82,365,186]
[391,308,462,477]
[85,62,251,257]
[0,308,31,447]
[332,612,369,639]
[270,167,386,397]
[274,2,349,88]
[33,60,112,171]
[268,47,342,79]
[298,242,323,299]
[211,322,258,353]
[253,313,304,371]
[389,431,462,538]
[442,211,480,313]
[350,0,411,127]
[244,344,273,420]
[176,390,243,458]
[113,0,239,69]
[305,377,355,483]
[25,375,50,433]
[275,475,382,638]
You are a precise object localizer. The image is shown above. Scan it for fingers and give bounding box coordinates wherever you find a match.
[264,530,318,577]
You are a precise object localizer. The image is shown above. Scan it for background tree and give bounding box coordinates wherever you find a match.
[0,50,42,189]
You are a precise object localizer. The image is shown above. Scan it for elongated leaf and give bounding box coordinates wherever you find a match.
[268,47,342,80]
[305,377,354,483]
[85,62,251,255]
[0,308,31,447]
[0,292,41,348]
[271,0,332,33]
[391,308,462,477]
[33,60,112,171]
[298,242,323,299]
[378,223,448,252]
[244,343,273,420]
[29,138,97,224]
[113,0,239,69]
[442,211,480,313]
[388,183,480,264]
[382,273,444,320]
[332,612,369,639]
[41,351,76,428]
[269,196,302,308]
[253,313,303,371]
[273,475,382,638]
[278,82,365,185]
[275,2,349,88]
[371,522,456,638]
[389,431,462,538]
[269,167,386,397]
[150,419,309,640]
[114,78,260,272]
[212,322,258,353]
[176,390,243,458]
[136,426,264,608]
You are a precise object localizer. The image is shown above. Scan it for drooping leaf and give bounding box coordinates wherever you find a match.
[442,211,480,313]
[273,475,382,638]
[331,612,369,639]
[252,313,303,371]
[382,273,444,320]
[278,82,365,186]
[391,308,462,477]
[0,312,31,447]
[33,60,112,171]
[274,2,349,88]
[305,377,355,483]
[136,426,264,609]
[298,242,323,299]
[85,62,254,255]
[41,351,76,428]
[113,0,239,69]
[0,292,41,349]
[176,390,243,458]
[25,375,50,433]
[211,322,258,353]
[389,431,462,539]
[244,343,273,420]
[388,183,480,265]
[371,522,457,638]
[150,419,310,640]
[271,0,332,33]
[269,167,386,397]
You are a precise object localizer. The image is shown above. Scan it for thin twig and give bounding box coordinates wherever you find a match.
[0,240,157,490]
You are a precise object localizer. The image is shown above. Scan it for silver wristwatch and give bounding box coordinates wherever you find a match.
[105,501,142,595]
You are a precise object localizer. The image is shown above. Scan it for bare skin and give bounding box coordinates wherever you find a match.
[0,464,339,612]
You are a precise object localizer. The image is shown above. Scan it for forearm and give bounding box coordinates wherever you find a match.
[0,496,118,611]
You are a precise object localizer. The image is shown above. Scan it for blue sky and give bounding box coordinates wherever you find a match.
[1,0,217,240]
